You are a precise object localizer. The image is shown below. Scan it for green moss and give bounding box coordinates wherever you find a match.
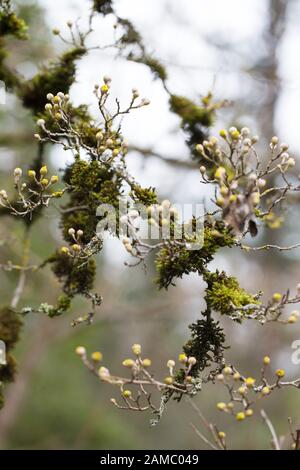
[169,94,216,160]
[48,294,72,317]
[20,47,86,114]
[170,94,214,128]
[0,353,17,383]
[131,54,167,81]
[61,158,122,244]
[130,185,157,206]
[50,252,96,297]
[0,306,22,351]
[118,18,142,45]
[0,10,28,39]
[0,305,22,410]
[155,222,234,289]
[93,0,114,14]
[181,317,227,377]
[205,271,259,317]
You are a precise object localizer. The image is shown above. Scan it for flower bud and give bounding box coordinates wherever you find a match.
[217,402,226,411]
[263,356,270,365]
[188,356,197,366]
[75,346,86,356]
[262,386,270,396]
[91,351,103,362]
[142,359,151,368]
[164,376,173,385]
[167,360,175,368]
[132,344,141,355]
[236,412,246,421]
[275,369,285,378]
[122,359,135,368]
[14,167,22,178]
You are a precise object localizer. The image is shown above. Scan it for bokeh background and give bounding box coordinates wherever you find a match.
[0,0,300,449]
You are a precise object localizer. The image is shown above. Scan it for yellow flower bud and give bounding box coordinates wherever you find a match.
[244,377,255,388]
[72,244,81,252]
[164,376,174,385]
[50,175,59,184]
[122,390,132,398]
[273,292,282,302]
[263,356,271,365]
[276,369,285,378]
[41,178,49,186]
[40,165,48,175]
[214,166,226,180]
[122,359,135,368]
[230,130,240,140]
[142,358,152,368]
[220,185,229,196]
[28,170,36,178]
[132,344,141,355]
[236,412,246,421]
[52,191,63,198]
[91,351,103,362]
[217,402,226,411]
[288,314,298,324]
[262,386,270,396]
[219,129,228,139]
[60,247,69,255]
[245,409,253,417]
[178,353,187,364]
[223,366,233,375]
[101,84,109,93]
[218,431,226,439]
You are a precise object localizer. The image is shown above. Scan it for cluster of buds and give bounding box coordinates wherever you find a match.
[197,128,299,236]
[146,200,179,230]
[0,165,62,217]
[94,75,112,96]
[215,357,298,422]
[42,92,70,122]
[60,228,85,257]
[232,285,300,324]
[119,202,185,267]
[76,344,200,413]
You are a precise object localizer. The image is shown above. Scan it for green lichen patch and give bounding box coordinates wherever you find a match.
[155,222,235,289]
[205,271,259,317]
[0,306,22,351]
[50,251,96,297]
[20,47,86,114]
[182,317,227,377]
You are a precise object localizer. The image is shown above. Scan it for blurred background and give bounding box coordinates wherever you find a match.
[0,0,300,450]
